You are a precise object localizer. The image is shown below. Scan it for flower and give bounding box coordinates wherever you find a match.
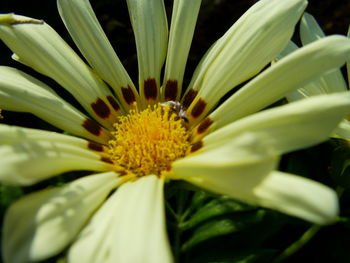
[1,0,350,262]
[276,12,350,140]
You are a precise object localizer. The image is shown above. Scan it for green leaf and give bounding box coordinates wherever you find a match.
[188,249,276,263]
[181,209,266,251]
[330,139,350,189]
[0,184,23,210]
[181,196,254,230]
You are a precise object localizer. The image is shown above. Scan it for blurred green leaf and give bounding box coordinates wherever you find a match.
[181,196,254,230]
[330,139,350,189]
[0,184,23,210]
[181,210,266,251]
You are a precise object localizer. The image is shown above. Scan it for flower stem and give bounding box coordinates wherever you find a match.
[173,189,189,263]
[272,224,320,263]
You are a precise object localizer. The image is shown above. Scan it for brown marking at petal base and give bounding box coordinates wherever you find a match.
[182,89,198,109]
[91,98,111,119]
[144,78,158,100]
[191,99,207,118]
[82,119,102,136]
[164,80,178,101]
[197,117,213,134]
[119,170,128,177]
[101,157,114,164]
[122,86,136,105]
[87,142,104,152]
[190,141,203,153]
[107,96,120,111]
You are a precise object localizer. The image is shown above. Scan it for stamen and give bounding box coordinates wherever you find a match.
[108,103,190,176]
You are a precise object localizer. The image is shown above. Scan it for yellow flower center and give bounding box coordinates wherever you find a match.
[108,103,190,176]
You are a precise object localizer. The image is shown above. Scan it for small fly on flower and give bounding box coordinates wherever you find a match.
[161,101,188,123]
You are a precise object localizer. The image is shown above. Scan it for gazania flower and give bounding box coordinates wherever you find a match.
[277,12,350,140]
[1,0,350,262]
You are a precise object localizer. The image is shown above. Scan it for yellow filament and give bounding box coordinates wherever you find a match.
[108,103,190,176]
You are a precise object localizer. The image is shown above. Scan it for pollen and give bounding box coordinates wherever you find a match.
[108,103,190,176]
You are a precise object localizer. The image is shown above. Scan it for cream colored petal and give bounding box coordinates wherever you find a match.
[0,124,111,156]
[69,175,173,263]
[0,124,86,146]
[0,66,110,143]
[334,119,350,140]
[279,40,299,57]
[185,0,307,124]
[202,36,350,135]
[276,42,337,100]
[253,171,338,224]
[298,13,347,93]
[0,14,121,128]
[3,172,121,263]
[0,139,113,186]
[161,0,201,101]
[204,93,350,155]
[126,0,168,106]
[300,12,325,44]
[347,26,350,87]
[173,133,277,205]
[57,0,139,111]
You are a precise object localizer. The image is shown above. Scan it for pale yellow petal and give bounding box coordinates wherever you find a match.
[161,0,201,101]
[3,172,121,263]
[200,36,350,136]
[205,93,350,154]
[69,176,173,263]
[57,0,139,110]
[0,140,113,186]
[185,0,307,125]
[126,0,168,106]
[0,14,121,128]
[0,66,110,143]
[253,171,338,224]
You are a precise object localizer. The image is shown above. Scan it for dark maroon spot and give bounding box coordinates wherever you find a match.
[87,142,104,152]
[122,86,136,105]
[119,170,128,177]
[82,119,102,136]
[190,141,203,152]
[197,117,213,134]
[107,96,120,111]
[164,80,178,101]
[91,98,111,119]
[101,157,114,164]
[144,78,158,100]
[191,99,207,118]
[182,89,198,109]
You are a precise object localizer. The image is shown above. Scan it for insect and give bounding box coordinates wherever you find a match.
[161,101,189,123]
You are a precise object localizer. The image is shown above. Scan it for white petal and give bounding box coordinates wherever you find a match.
[69,176,173,263]
[57,0,140,110]
[185,0,307,124]
[300,12,325,44]
[161,0,201,101]
[173,133,277,205]
[0,139,113,186]
[0,124,111,155]
[203,36,350,135]
[0,66,110,143]
[347,26,350,87]
[0,14,121,127]
[3,172,121,263]
[126,0,168,105]
[253,171,338,224]
[0,124,85,145]
[334,119,350,140]
[298,13,348,94]
[204,93,350,155]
